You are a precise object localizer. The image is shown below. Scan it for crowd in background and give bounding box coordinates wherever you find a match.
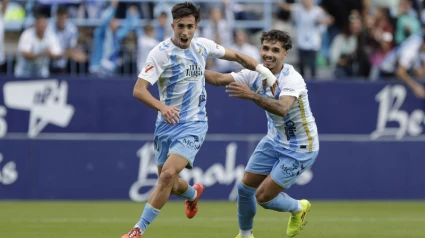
[0,0,425,96]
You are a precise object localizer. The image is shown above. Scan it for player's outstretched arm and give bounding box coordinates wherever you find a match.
[221,48,277,94]
[205,70,234,86]
[133,78,180,124]
[221,48,258,70]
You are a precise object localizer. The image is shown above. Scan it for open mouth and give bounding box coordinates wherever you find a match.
[181,38,189,44]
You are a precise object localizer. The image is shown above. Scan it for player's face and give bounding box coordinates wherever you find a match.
[260,40,287,73]
[171,15,197,49]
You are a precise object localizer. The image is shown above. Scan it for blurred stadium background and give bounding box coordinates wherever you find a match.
[0,0,424,237]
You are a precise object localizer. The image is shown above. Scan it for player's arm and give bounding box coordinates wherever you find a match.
[205,69,234,86]
[133,78,180,124]
[226,82,295,117]
[396,65,425,99]
[220,48,259,71]
[221,48,277,94]
[249,94,295,117]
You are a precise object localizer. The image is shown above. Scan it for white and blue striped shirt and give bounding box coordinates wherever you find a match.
[138,37,226,123]
[231,64,319,153]
[48,21,78,69]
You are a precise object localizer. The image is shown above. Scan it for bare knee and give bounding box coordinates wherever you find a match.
[158,168,178,188]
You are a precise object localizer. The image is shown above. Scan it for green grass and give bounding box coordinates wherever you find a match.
[0,201,424,238]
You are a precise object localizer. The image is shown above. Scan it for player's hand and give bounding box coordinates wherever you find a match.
[262,79,277,96]
[160,106,180,125]
[226,82,253,100]
[255,64,276,95]
[412,83,425,99]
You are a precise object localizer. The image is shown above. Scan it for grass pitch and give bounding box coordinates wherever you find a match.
[0,201,424,238]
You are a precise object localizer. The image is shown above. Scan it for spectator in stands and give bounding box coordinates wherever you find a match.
[331,10,370,78]
[31,0,82,18]
[380,34,425,99]
[76,0,106,19]
[202,0,235,72]
[367,7,395,79]
[202,0,234,48]
[153,11,172,42]
[89,0,139,76]
[0,0,8,72]
[136,24,158,73]
[219,29,260,73]
[48,5,87,74]
[395,0,421,45]
[278,0,333,79]
[14,13,62,78]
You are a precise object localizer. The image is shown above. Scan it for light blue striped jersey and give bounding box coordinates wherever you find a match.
[380,34,423,73]
[231,64,319,153]
[47,21,79,69]
[138,37,225,123]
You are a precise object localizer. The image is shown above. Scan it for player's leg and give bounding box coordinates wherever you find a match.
[256,175,300,213]
[157,166,192,197]
[256,149,318,237]
[236,136,277,238]
[122,154,188,238]
[168,121,207,219]
[121,123,188,237]
[235,172,266,238]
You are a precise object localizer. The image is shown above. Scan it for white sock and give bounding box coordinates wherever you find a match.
[239,230,252,237]
[189,190,197,201]
[133,225,144,234]
[291,201,303,215]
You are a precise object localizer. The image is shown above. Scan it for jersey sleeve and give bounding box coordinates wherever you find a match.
[230,69,258,86]
[138,46,167,85]
[197,37,225,58]
[279,67,306,98]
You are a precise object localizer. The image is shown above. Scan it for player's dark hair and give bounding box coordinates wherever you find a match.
[171,2,201,23]
[260,30,292,51]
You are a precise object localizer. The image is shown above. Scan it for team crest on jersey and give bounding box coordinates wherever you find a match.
[185,64,203,80]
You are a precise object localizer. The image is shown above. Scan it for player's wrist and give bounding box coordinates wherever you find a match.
[255,64,276,87]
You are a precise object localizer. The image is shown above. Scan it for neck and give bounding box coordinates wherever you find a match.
[272,64,283,75]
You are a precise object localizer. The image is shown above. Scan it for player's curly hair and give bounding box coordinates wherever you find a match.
[171,2,201,23]
[260,30,293,51]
